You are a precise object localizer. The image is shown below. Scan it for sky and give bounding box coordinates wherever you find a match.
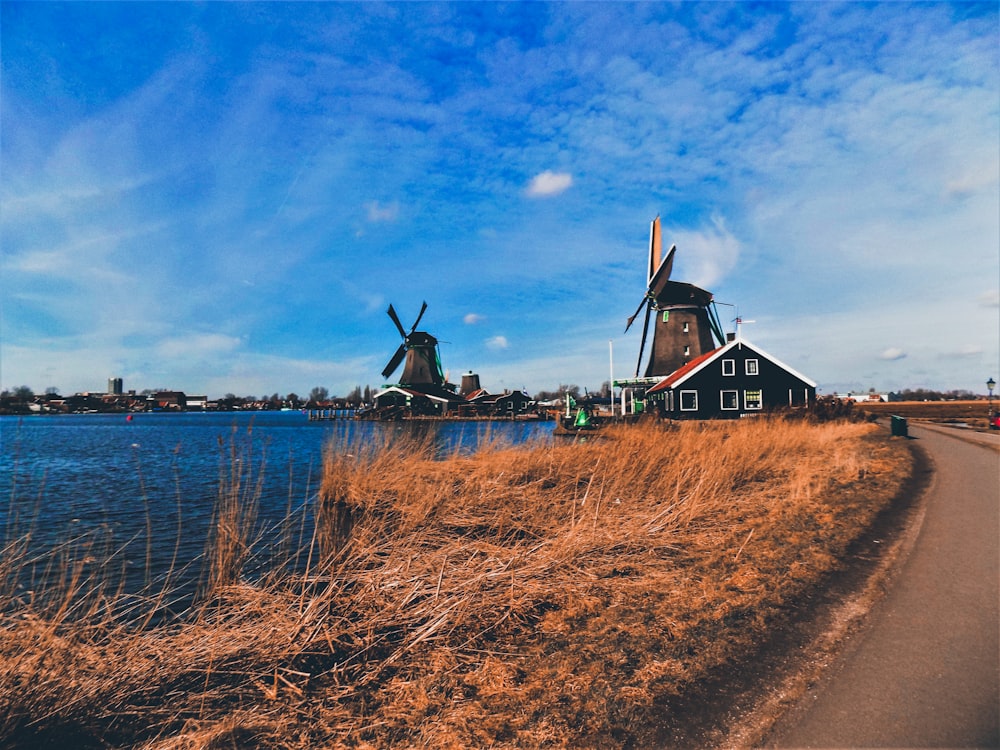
[2,2,998,399]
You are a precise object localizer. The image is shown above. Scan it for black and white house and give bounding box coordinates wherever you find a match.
[645,336,816,419]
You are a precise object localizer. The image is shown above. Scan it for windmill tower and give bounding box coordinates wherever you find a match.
[625,217,726,377]
[381,302,447,391]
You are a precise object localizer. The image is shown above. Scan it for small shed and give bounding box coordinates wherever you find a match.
[646,338,816,419]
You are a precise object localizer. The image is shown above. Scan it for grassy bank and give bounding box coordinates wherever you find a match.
[0,418,912,749]
[857,399,994,429]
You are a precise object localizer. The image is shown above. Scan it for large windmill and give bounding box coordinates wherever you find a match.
[625,217,726,378]
[381,302,447,391]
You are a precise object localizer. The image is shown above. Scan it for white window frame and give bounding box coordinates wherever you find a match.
[684,345,690,356]
[745,359,759,376]
[679,390,698,411]
[722,359,736,376]
[744,389,763,410]
[721,390,739,410]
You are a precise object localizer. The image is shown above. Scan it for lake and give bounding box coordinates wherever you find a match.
[0,412,555,602]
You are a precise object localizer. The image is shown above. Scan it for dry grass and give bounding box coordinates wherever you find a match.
[0,418,913,749]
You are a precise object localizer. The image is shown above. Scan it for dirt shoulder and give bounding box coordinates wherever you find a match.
[640,430,933,749]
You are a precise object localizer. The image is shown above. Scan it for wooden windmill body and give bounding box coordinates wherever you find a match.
[626,217,726,378]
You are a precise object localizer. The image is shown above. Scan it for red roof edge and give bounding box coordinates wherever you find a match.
[647,347,723,393]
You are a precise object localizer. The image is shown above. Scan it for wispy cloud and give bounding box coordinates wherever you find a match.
[156,333,243,360]
[365,200,400,222]
[668,215,741,291]
[979,290,1000,308]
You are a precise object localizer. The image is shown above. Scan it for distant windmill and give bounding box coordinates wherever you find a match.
[381,302,447,389]
[625,216,726,377]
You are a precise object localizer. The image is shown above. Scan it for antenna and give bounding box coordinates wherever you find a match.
[732,309,755,340]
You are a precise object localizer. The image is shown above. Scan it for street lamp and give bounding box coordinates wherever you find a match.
[988,377,996,418]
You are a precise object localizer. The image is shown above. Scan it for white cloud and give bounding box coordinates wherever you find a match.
[464,313,484,324]
[525,171,573,197]
[879,347,907,361]
[979,289,1000,308]
[365,200,400,222]
[954,344,984,357]
[668,215,742,290]
[156,333,242,359]
[485,335,509,351]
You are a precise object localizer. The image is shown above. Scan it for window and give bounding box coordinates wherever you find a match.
[683,322,689,333]
[680,390,698,411]
[684,345,690,356]
[721,390,739,410]
[745,359,759,375]
[744,390,762,410]
[722,359,736,376]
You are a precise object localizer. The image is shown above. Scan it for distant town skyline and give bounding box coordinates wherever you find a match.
[2,3,997,397]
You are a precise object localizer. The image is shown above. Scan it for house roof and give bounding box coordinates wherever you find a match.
[647,337,817,394]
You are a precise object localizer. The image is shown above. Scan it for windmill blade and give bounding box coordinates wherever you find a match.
[634,303,653,377]
[708,302,727,345]
[625,296,649,333]
[647,244,676,300]
[647,216,662,283]
[386,304,407,338]
[410,300,428,333]
[381,344,407,379]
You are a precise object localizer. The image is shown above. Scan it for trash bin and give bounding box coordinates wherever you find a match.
[890,415,908,437]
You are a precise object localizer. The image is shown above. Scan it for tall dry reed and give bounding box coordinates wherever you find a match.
[0,418,912,749]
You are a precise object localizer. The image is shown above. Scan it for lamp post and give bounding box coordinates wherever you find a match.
[988,377,996,420]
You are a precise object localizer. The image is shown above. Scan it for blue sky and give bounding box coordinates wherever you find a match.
[2,2,997,399]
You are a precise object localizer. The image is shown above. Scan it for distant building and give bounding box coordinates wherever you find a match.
[108,377,123,395]
[186,395,208,410]
[148,391,187,410]
[460,372,482,397]
[372,386,462,417]
[466,389,533,417]
[835,392,888,403]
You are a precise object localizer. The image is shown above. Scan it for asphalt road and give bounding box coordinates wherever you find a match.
[765,424,999,749]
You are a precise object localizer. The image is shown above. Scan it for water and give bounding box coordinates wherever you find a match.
[0,413,554,603]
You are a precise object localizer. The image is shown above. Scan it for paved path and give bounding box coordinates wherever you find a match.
[766,424,999,749]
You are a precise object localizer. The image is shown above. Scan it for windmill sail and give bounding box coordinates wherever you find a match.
[381,302,447,388]
[626,218,725,378]
[648,215,662,283]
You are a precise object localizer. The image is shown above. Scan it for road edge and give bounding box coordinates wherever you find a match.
[646,427,935,749]
[731,432,934,749]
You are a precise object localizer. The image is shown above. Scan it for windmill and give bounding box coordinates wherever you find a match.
[381,301,447,390]
[625,216,726,377]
